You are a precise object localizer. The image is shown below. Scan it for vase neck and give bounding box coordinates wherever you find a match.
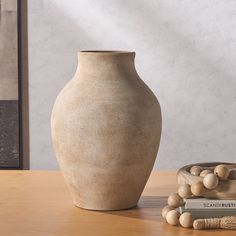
[76,51,137,79]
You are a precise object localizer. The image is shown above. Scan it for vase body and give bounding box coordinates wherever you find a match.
[51,51,162,210]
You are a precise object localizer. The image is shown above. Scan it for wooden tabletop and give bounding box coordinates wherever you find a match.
[0,171,235,236]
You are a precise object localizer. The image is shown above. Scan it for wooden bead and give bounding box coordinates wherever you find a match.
[203,173,219,189]
[191,181,205,196]
[190,166,202,176]
[161,205,174,220]
[167,193,184,208]
[179,212,193,228]
[214,164,229,180]
[178,184,192,199]
[166,210,180,226]
[200,169,212,177]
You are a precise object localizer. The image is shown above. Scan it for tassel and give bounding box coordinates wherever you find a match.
[193,216,236,230]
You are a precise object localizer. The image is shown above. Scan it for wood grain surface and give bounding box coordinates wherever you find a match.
[0,170,235,235]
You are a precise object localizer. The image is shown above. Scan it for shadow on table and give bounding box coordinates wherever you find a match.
[106,196,167,221]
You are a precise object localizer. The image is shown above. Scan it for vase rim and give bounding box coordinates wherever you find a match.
[79,50,135,55]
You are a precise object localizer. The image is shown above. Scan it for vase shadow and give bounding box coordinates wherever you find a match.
[106,196,166,221]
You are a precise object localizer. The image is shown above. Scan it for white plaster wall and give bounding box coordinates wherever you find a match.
[28,0,236,170]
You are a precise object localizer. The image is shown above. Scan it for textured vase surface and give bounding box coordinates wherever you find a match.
[51,51,162,210]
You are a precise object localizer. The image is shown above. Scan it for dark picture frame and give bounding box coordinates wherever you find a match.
[0,0,29,169]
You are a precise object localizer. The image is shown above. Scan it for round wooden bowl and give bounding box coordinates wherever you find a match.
[177,162,236,199]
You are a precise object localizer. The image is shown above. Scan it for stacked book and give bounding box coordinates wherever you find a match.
[179,198,236,218]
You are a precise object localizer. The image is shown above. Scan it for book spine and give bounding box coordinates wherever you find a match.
[185,201,236,209]
[179,206,236,218]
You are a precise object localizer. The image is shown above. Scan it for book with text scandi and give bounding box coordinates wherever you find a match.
[185,198,236,209]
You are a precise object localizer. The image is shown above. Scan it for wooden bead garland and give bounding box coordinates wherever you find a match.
[190,165,202,176]
[200,169,212,177]
[166,210,180,226]
[167,193,184,208]
[179,212,193,228]
[162,163,233,230]
[178,184,192,199]
[214,164,230,180]
[191,181,205,196]
[161,205,174,220]
[203,173,219,189]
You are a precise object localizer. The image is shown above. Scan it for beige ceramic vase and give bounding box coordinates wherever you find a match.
[51,51,162,210]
